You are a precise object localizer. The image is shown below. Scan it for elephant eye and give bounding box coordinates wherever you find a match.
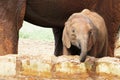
[71,26,76,33]
[72,30,75,33]
[72,29,75,33]
[88,29,92,37]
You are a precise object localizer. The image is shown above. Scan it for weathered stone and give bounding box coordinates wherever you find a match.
[0,54,17,76]
[96,57,120,77]
[0,54,120,79]
[52,55,90,79]
[16,54,56,78]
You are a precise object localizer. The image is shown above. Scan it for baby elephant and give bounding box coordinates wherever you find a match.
[62,9,110,62]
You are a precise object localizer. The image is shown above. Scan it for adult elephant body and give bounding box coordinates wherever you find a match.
[0,0,120,56]
[25,0,97,27]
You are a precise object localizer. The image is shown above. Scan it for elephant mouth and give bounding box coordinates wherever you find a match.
[68,45,81,55]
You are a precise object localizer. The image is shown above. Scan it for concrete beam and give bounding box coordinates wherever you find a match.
[0,54,120,79]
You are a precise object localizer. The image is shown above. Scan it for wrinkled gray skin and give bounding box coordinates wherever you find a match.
[62,9,108,62]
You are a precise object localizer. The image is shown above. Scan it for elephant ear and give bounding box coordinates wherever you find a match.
[86,15,98,51]
[88,26,97,51]
[92,29,96,44]
[62,23,71,48]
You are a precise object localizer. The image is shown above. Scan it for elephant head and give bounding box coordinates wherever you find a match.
[62,13,98,62]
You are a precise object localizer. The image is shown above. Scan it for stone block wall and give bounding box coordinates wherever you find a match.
[0,54,120,80]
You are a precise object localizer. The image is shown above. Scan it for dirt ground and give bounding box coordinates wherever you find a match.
[18,38,120,57]
[18,39,55,55]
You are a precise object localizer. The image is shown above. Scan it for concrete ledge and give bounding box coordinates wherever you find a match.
[0,54,16,76]
[17,54,54,78]
[0,54,120,79]
[96,57,120,76]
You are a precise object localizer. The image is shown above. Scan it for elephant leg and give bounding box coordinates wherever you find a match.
[17,0,26,30]
[0,16,18,55]
[0,0,26,55]
[52,28,63,56]
[105,22,118,57]
[0,27,18,55]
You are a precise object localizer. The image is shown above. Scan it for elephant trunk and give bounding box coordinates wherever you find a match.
[79,40,88,62]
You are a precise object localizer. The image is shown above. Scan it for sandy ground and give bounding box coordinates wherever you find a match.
[18,38,120,57]
[18,39,55,55]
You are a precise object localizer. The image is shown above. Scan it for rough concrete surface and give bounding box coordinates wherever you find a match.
[0,54,120,80]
